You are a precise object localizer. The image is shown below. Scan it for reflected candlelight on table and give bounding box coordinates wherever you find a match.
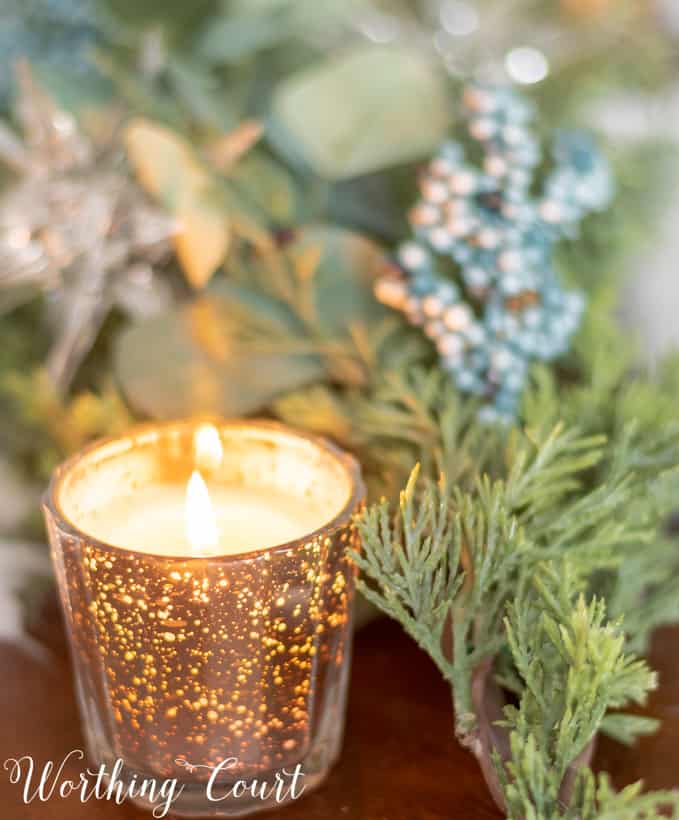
[43,419,364,817]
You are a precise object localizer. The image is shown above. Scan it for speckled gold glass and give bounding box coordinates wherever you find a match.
[43,420,364,817]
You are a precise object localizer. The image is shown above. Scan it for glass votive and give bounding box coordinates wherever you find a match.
[43,419,364,817]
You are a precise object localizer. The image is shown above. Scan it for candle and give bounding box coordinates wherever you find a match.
[88,477,339,556]
[43,420,364,817]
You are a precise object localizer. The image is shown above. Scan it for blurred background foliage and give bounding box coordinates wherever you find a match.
[2,0,679,538]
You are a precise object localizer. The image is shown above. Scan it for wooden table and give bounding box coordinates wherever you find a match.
[2,599,679,819]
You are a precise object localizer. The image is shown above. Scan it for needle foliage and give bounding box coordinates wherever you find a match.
[352,373,679,817]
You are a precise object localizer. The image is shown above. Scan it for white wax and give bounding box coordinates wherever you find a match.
[90,483,329,557]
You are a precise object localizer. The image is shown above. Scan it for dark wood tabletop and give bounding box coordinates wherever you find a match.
[1,598,678,819]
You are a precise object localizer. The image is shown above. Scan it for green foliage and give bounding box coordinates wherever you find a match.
[274,365,486,500]
[556,142,677,299]
[99,0,218,43]
[269,45,451,180]
[0,0,100,110]
[498,564,660,819]
[229,153,298,224]
[523,306,679,652]
[353,419,663,724]
[113,225,397,418]
[354,467,463,683]
[575,775,679,820]
[354,415,679,816]
[0,368,132,481]
[355,466,530,736]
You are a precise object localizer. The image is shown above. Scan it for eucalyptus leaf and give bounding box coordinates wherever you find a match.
[229,0,294,12]
[269,46,451,180]
[114,291,323,419]
[114,223,389,417]
[167,59,238,130]
[123,117,208,208]
[196,14,289,64]
[327,168,416,240]
[197,0,367,65]
[227,152,298,223]
[32,64,113,113]
[97,0,218,43]
[94,51,186,128]
[286,224,388,336]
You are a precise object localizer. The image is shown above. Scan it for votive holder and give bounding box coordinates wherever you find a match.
[43,419,364,817]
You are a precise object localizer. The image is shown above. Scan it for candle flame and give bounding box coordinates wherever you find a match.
[194,423,223,472]
[185,470,219,555]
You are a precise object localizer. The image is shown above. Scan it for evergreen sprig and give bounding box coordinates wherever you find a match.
[577,776,679,820]
[524,308,679,652]
[354,465,529,739]
[354,467,462,686]
[498,563,662,819]
[354,423,679,818]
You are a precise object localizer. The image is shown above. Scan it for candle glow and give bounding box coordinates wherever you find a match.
[185,470,219,555]
[193,422,224,471]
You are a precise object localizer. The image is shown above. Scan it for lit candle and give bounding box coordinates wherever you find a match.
[43,420,364,817]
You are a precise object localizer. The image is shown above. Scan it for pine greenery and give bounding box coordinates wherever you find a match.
[344,205,679,809]
[354,432,679,817]
[498,564,661,819]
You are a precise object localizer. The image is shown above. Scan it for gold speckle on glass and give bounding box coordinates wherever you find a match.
[43,420,364,817]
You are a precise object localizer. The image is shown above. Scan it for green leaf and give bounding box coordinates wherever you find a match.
[166,59,238,130]
[196,13,290,63]
[286,224,388,336]
[97,0,218,42]
[112,224,388,418]
[31,64,113,113]
[228,152,298,223]
[269,46,451,180]
[113,290,323,419]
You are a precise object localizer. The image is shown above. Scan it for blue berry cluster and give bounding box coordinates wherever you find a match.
[375,83,613,423]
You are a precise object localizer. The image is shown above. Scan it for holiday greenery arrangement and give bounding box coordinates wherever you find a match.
[2,2,679,818]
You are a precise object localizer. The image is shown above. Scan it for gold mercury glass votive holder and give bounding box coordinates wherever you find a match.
[43,419,365,817]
